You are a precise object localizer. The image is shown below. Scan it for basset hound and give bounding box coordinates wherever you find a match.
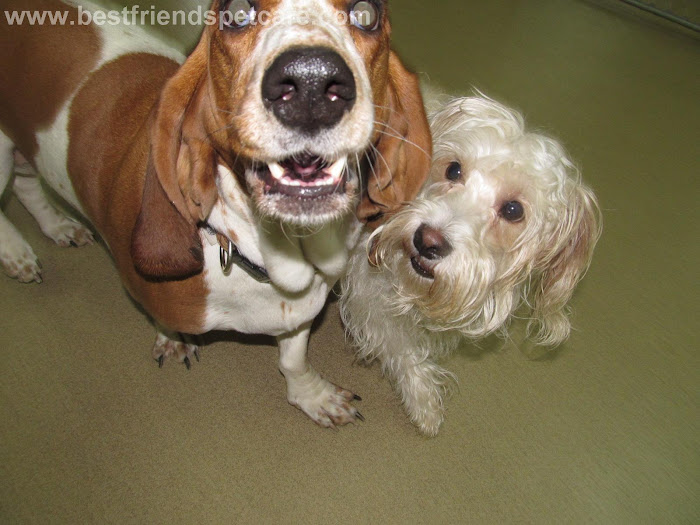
[0,0,431,427]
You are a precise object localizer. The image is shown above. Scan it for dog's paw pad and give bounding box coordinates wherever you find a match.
[45,219,94,247]
[152,335,200,369]
[0,241,42,283]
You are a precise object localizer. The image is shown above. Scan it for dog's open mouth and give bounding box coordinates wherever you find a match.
[410,256,436,280]
[247,152,355,225]
[404,240,437,280]
[259,154,347,199]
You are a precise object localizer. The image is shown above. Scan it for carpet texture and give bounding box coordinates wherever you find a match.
[1,0,698,522]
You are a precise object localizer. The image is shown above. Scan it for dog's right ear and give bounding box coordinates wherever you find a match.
[131,156,205,280]
[131,34,217,281]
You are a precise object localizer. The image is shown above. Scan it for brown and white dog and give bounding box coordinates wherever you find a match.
[0,0,431,428]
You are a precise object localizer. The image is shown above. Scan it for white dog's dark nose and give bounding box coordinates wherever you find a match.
[262,47,356,134]
[413,224,453,260]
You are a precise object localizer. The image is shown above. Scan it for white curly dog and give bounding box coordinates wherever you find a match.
[341,96,601,435]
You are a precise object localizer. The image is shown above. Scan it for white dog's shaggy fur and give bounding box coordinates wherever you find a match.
[340,96,601,435]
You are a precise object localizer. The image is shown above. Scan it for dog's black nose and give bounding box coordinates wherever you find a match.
[262,47,356,134]
[414,224,453,260]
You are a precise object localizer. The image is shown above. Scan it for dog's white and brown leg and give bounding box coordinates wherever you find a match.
[152,328,201,370]
[278,322,362,428]
[0,132,94,282]
[0,132,42,283]
[12,174,94,248]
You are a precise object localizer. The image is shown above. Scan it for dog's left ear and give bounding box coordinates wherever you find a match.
[131,33,218,280]
[151,34,218,225]
[529,184,602,346]
[358,52,432,228]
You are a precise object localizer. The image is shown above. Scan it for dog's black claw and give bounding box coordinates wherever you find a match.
[353,394,362,401]
[183,356,191,370]
[356,411,365,422]
[194,349,201,362]
[157,355,164,368]
[69,240,78,247]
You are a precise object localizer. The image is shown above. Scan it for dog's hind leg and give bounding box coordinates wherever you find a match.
[11,148,94,248]
[0,132,42,283]
[12,173,94,248]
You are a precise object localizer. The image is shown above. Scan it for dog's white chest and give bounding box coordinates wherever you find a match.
[201,240,332,336]
[201,168,360,336]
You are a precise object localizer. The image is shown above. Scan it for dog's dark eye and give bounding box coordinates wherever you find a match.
[222,0,255,29]
[351,1,380,31]
[445,162,463,182]
[500,201,525,222]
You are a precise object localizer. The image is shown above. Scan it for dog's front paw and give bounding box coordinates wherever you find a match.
[408,403,445,437]
[0,236,42,283]
[395,361,455,437]
[152,333,200,369]
[287,376,363,429]
[43,218,94,247]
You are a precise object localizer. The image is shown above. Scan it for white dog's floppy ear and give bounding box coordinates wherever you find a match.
[529,184,602,346]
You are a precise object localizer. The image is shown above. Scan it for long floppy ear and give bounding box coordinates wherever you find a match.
[131,156,206,280]
[529,184,602,346]
[357,52,432,227]
[131,33,218,281]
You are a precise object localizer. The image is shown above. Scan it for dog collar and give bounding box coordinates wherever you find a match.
[203,225,271,284]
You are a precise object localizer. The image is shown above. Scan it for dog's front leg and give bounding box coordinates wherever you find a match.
[389,354,455,437]
[151,329,200,369]
[278,322,362,428]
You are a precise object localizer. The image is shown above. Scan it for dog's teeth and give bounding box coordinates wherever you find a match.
[268,162,286,180]
[327,157,347,180]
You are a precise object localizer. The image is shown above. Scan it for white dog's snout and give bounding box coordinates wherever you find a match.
[413,197,487,250]
[413,224,453,260]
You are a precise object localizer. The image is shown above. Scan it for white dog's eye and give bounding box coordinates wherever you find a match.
[351,1,381,31]
[222,0,256,29]
[500,201,525,222]
[445,161,463,182]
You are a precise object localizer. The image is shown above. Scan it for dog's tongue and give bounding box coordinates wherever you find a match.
[265,157,347,194]
[282,154,324,180]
